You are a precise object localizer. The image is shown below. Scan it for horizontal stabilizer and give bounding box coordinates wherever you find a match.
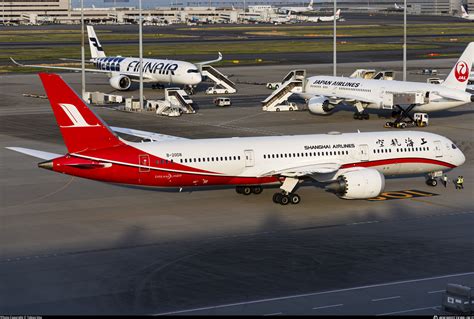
[111,126,188,142]
[6,147,61,160]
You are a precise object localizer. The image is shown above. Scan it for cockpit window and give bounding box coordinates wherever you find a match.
[452,143,458,149]
[187,69,199,73]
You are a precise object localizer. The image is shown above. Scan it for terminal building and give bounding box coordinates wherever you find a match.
[0,0,470,25]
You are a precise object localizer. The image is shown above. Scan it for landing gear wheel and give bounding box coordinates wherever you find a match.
[426,179,438,187]
[252,186,263,194]
[353,112,360,120]
[276,108,280,112]
[290,193,300,204]
[236,186,243,194]
[273,193,283,203]
[363,112,369,120]
[280,195,289,205]
[242,186,252,195]
[225,90,228,94]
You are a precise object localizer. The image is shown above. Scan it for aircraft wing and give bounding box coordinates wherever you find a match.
[259,162,341,178]
[325,92,380,105]
[111,127,188,142]
[6,147,62,160]
[10,57,111,74]
[10,58,155,80]
[195,52,222,66]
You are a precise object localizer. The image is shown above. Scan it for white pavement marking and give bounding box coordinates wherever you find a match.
[428,290,445,294]
[371,296,401,302]
[263,312,282,316]
[376,305,439,316]
[154,272,474,315]
[312,304,344,310]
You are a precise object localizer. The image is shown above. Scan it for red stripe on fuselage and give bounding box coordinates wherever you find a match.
[341,157,456,169]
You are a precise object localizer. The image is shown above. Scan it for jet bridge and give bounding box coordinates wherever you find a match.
[201,65,237,94]
[261,69,306,110]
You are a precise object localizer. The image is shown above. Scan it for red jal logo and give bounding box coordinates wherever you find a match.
[454,61,469,82]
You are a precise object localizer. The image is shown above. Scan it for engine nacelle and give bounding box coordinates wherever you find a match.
[326,168,385,199]
[307,96,334,115]
[109,75,131,91]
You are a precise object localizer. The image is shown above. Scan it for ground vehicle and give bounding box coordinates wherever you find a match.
[384,112,428,129]
[206,86,230,94]
[214,97,231,107]
[442,284,473,314]
[422,68,438,75]
[263,101,298,112]
[414,113,429,127]
[266,82,281,90]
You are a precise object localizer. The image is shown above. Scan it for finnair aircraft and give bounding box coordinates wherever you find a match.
[461,5,474,21]
[11,26,222,91]
[304,9,341,22]
[7,73,465,205]
[299,42,474,122]
[279,0,313,14]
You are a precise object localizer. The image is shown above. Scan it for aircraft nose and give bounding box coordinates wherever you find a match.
[193,74,202,85]
[457,149,466,166]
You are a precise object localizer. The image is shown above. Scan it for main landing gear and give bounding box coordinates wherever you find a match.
[273,177,301,205]
[272,192,300,205]
[236,185,263,195]
[353,110,370,120]
[353,102,369,120]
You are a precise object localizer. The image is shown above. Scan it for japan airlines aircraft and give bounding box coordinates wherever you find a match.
[300,42,474,122]
[461,5,474,21]
[11,26,222,91]
[6,73,465,205]
[279,0,313,14]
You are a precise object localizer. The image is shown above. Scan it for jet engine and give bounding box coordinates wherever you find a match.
[109,75,131,91]
[307,96,334,115]
[326,168,385,199]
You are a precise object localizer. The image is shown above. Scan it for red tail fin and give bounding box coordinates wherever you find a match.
[39,73,123,153]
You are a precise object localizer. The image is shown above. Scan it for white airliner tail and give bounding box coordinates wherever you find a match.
[87,25,106,59]
[461,5,468,17]
[442,42,474,90]
[335,9,341,19]
[308,0,313,9]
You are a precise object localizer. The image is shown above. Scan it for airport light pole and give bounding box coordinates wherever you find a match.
[81,0,86,100]
[139,0,144,111]
[403,0,407,81]
[333,0,337,76]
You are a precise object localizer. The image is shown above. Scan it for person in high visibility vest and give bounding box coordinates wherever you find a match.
[459,176,464,189]
[456,176,464,190]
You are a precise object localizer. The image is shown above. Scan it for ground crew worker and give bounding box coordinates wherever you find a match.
[442,174,448,187]
[455,176,463,190]
[459,176,464,189]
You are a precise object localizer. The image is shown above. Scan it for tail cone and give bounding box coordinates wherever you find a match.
[38,160,53,170]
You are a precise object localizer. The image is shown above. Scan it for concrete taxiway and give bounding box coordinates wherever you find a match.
[0,60,473,314]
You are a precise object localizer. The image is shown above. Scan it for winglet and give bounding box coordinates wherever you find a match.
[196,52,223,66]
[10,57,23,66]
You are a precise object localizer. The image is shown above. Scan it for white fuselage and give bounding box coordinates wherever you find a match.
[302,75,472,112]
[279,6,311,13]
[93,56,202,85]
[125,131,464,181]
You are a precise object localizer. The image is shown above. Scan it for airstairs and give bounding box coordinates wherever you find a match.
[261,69,306,110]
[201,65,237,94]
